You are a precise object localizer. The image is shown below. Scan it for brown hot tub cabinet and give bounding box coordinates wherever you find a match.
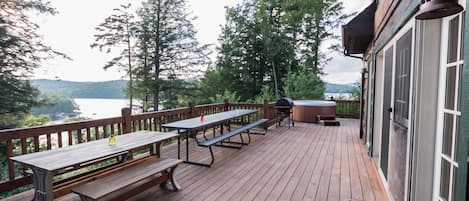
[292,100,336,123]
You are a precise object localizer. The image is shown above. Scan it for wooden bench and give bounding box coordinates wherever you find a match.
[72,157,182,201]
[196,118,268,166]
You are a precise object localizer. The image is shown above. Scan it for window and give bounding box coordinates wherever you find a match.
[436,13,464,201]
[394,30,412,127]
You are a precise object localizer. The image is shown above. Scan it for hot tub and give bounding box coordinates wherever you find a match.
[292,100,336,123]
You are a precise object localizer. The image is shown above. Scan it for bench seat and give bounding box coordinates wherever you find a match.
[72,158,182,201]
[194,119,268,167]
[198,118,268,147]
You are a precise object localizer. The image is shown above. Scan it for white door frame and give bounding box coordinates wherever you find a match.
[381,18,415,201]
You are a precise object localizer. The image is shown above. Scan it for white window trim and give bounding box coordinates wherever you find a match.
[433,12,465,201]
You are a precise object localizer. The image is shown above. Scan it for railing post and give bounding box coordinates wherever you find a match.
[188,102,195,118]
[263,99,269,119]
[121,107,131,134]
[224,99,229,111]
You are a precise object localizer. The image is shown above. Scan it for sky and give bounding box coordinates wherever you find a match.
[32,0,371,84]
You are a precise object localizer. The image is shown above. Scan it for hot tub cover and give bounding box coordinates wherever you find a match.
[293,100,336,107]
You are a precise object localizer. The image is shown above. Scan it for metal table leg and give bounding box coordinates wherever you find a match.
[180,129,213,167]
[30,167,54,201]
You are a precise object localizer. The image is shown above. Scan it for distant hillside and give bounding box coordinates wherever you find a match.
[31,79,355,98]
[325,83,356,93]
[31,79,127,99]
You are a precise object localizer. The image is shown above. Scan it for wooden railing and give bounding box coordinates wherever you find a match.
[0,100,279,194]
[334,100,361,119]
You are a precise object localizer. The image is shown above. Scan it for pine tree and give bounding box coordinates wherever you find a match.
[91,4,137,110]
[133,0,211,111]
[0,0,66,129]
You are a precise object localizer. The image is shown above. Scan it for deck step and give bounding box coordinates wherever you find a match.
[320,120,340,126]
[317,115,336,120]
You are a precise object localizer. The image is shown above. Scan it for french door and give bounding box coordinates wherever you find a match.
[434,12,464,201]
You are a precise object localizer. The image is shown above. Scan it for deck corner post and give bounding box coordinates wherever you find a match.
[263,99,269,119]
[122,107,132,134]
[224,99,229,111]
[188,102,195,118]
[263,99,270,129]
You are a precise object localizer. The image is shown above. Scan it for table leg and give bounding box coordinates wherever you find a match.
[150,142,161,157]
[30,168,54,201]
[186,130,190,161]
[177,129,181,159]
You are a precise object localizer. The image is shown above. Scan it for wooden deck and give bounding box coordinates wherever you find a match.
[4,119,388,201]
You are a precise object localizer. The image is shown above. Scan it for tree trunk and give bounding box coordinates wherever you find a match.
[153,0,161,111]
[313,18,320,74]
[126,21,133,112]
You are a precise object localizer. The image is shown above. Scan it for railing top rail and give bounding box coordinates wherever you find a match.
[193,103,225,108]
[130,107,190,120]
[0,116,123,141]
[229,102,263,107]
[333,100,360,103]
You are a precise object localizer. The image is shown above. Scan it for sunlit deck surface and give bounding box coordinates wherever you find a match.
[5,119,387,201]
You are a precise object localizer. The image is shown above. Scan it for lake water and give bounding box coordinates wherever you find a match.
[324,93,353,100]
[74,98,130,119]
[74,94,355,120]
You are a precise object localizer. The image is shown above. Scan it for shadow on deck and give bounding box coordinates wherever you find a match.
[4,119,387,201]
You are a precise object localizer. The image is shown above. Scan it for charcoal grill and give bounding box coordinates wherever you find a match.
[275,97,294,128]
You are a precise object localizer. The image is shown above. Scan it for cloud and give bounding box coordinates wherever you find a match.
[321,0,372,84]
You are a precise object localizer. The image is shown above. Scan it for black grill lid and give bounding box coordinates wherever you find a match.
[275,97,293,107]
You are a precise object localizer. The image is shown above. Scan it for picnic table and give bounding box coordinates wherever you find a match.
[162,109,258,167]
[10,130,178,201]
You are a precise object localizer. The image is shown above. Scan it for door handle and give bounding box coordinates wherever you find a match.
[387,107,393,113]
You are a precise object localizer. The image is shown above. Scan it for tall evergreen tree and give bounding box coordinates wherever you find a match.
[133,0,210,111]
[212,0,348,101]
[0,0,65,129]
[91,4,137,110]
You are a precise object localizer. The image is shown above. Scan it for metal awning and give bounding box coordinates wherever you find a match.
[342,2,376,56]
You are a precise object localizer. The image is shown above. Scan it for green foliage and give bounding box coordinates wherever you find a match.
[348,82,361,101]
[209,90,241,103]
[23,115,51,127]
[0,0,66,130]
[160,79,198,109]
[195,67,225,104]
[0,114,26,130]
[212,0,349,101]
[284,71,325,99]
[64,116,91,123]
[33,95,79,120]
[253,85,276,103]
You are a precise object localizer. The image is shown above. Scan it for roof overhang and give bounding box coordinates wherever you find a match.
[342,2,377,56]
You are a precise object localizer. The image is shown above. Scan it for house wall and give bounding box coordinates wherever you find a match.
[374,0,420,51]
[375,0,394,33]
[410,19,441,201]
[359,0,469,200]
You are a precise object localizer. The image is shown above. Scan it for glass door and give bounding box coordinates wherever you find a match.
[388,28,413,201]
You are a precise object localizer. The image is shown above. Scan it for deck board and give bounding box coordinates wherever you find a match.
[2,119,388,201]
